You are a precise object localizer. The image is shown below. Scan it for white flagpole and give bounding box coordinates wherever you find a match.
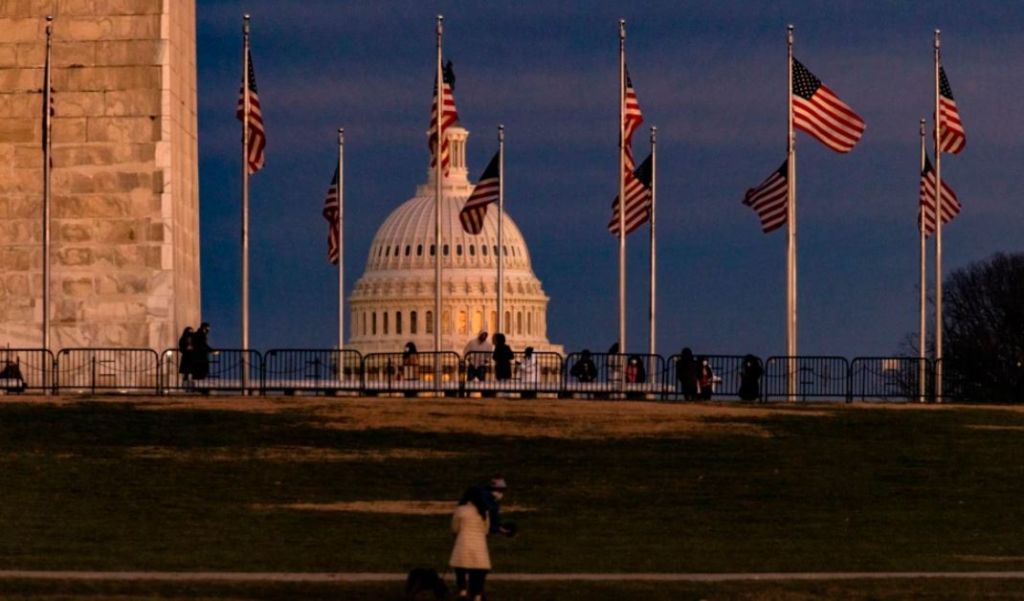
[337,128,345,352]
[786,24,798,402]
[648,126,657,358]
[933,30,943,402]
[43,15,53,351]
[241,15,251,354]
[918,118,927,403]
[434,15,444,389]
[618,18,626,355]
[240,15,251,392]
[497,125,505,335]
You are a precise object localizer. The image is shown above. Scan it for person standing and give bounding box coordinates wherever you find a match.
[450,477,513,601]
[698,356,715,400]
[492,333,513,381]
[401,341,419,380]
[463,331,492,382]
[191,322,213,381]
[177,327,194,388]
[738,354,763,401]
[676,347,699,401]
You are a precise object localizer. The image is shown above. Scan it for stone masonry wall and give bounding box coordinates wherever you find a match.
[0,0,200,350]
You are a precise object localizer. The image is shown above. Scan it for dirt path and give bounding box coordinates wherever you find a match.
[2,571,1024,582]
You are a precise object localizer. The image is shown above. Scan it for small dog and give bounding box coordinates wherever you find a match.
[405,567,448,601]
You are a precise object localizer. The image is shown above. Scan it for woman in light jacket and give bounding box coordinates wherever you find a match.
[450,488,492,601]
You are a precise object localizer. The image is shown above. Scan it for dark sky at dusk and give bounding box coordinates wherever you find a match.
[196,1,1023,357]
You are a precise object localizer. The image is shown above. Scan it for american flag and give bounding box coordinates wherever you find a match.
[428,61,459,176]
[459,152,500,235]
[609,66,646,235]
[608,153,652,236]
[236,49,265,174]
[743,160,788,234]
[938,67,966,154]
[919,156,960,237]
[322,166,340,264]
[792,58,865,153]
[623,66,644,164]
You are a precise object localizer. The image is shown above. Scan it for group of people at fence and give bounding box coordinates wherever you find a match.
[176,323,214,387]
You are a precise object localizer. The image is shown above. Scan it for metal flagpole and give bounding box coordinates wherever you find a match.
[648,126,657,358]
[933,30,943,402]
[918,118,927,402]
[434,15,444,387]
[43,15,53,351]
[241,15,251,391]
[618,19,626,355]
[786,24,797,402]
[497,125,505,335]
[241,15,251,353]
[337,128,345,352]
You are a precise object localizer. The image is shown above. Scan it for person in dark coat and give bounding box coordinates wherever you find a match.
[191,322,213,380]
[570,349,598,383]
[675,347,698,400]
[492,333,514,381]
[177,327,194,387]
[738,354,764,401]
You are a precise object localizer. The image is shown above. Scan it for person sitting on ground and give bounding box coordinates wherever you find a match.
[0,359,24,391]
[570,349,598,383]
[463,331,491,382]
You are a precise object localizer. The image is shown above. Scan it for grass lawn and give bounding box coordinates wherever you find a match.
[1,396,1024,598]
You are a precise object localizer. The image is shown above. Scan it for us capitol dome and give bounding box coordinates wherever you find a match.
[348,124,563,355]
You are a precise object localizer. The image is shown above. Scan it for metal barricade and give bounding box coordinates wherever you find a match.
[362,351,461,395]
[161,349,263,394]
[0,348,55,394]
[263,349,362,394]
[850,357,927,402]
[664,354,749,401]
[462,351,563,395]
[562,353,666,398]
[763,356,850,402]
[56,348,160,393]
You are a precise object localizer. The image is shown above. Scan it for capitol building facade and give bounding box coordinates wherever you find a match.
[348,125,562,355]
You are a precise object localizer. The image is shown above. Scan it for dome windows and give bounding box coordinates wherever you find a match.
[405,245,411,256]
[417,244,423,256]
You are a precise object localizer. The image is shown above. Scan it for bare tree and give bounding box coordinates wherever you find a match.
[943,253,1024,402]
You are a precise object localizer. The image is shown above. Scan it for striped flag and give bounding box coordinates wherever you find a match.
[919,156,960,237]
[322,166,340,264]
[459,151,500,235]
[792,58,865,153]
[623,66,644,164]
[743,160,788,233]
[428,60,459,176]
[938,67,966,154]
[608,153,652,236]
[609,66,646,235]
[236,49,266,174]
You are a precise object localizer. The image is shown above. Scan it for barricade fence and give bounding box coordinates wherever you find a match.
[0,348,55,393]
[563,353,667,398]
[56,348,160,393]
[762,356,851,402]
[0,347,1009,402]
[263,349,363,394]
[362,351,462,394]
